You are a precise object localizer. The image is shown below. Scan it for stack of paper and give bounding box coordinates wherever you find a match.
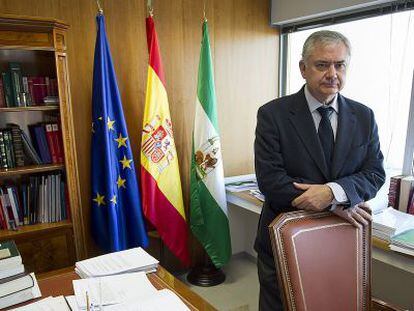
[11,296,70,311]
[70,272,189,311]
[372,207,414,241]
[73,272,157,308]
[75,247,159,278]
[225,180,258,192]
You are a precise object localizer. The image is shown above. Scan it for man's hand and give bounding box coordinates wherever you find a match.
[291,182,334,211]
[332,202,372,227]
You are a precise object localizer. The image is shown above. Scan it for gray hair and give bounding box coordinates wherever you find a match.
[302,30,351,63]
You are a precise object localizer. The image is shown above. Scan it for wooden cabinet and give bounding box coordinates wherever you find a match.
[0,14,86,273]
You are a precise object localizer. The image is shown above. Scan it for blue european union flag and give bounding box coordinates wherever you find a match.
[91,13,148,252]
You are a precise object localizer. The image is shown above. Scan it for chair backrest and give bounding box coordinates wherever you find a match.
[268,210,371,311]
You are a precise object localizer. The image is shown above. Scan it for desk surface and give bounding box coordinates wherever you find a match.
[34,266,216,311]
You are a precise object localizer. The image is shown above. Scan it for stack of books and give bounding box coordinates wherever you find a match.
[75,247,159,278]
[0,240,41,309]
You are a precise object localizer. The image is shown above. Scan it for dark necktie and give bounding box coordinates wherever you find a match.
[317,106,334,172]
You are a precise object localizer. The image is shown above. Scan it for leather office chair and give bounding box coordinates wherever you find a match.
[268,210,371,311]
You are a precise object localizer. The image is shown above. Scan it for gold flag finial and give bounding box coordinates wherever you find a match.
[147,0,154,17]
[203,0,207,22]
[96,0,103,14]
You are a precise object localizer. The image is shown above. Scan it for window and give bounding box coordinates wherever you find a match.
[282,10,414,212]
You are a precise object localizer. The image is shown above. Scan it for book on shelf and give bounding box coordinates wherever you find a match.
[20,128,42,165]
[21,76,32,106]
[388,175,404,209]
[0,130,8,169]
[29,124,51,164]
[3,129,16,168]
[0,78,5,108]
[0,272,41,309]
[398,176,414,213]
[9,62,24,107]
[1,72,13,107]
[0,188,18,230]
[7,124,25,167]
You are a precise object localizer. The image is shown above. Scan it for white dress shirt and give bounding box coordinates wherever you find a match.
[304,85,348,205]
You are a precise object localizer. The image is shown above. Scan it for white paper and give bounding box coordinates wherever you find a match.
[75,248,158,278]
[104,289,190,311]
[11,296,70,311]
[73,272,157,309]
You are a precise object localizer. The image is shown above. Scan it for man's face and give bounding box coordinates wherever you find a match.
[299,42,349,103]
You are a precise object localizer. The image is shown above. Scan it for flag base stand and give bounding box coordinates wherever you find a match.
[187,264,225,287]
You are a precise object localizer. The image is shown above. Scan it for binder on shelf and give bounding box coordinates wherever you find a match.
[20,128,42,165]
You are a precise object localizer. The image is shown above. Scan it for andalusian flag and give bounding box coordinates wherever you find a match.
[190,21,231,268]
[141,16,190,266]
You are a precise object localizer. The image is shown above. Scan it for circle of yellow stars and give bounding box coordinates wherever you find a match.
[92,115,134,208]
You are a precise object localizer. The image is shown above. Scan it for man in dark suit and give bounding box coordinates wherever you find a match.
[254,30,385,311]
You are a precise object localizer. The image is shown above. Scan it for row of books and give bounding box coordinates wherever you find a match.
[0,240,41,309]
[0,122,64,169]
[388,175,414,215]
[0,62,59,107]
[0,173,69,230]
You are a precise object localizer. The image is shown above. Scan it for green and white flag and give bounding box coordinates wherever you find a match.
[190,20,231,268]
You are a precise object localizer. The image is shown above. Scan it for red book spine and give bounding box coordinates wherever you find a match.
[45,124,58,164]
[0,198,7,229]
[0,79,5,108]
[52,123,63,163]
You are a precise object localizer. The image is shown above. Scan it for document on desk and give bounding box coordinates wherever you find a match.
[11,296,70,310]
[73,272,157,309]
[104,289,190,311]
[75,247,158,278]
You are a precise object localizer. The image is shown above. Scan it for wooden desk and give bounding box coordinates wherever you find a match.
[33,267,216,311]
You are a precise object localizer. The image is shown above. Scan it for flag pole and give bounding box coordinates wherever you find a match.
[187,4,228,287]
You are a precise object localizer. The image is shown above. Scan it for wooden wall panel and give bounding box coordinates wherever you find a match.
[0,0,278,259]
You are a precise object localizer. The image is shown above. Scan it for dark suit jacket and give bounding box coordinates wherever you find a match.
[254,87,385,257]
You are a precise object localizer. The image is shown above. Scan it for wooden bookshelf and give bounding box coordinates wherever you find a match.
[0,14,86,273]
[0,105,59,112]
[0,163,64,177]
[0,220,72,239]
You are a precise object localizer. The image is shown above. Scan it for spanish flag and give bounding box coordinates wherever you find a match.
[141,15,190,266]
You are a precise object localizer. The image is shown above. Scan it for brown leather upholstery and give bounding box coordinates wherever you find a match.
[269,210,371,311]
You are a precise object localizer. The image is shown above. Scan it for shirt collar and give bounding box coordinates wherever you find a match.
[304,85,339,114]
